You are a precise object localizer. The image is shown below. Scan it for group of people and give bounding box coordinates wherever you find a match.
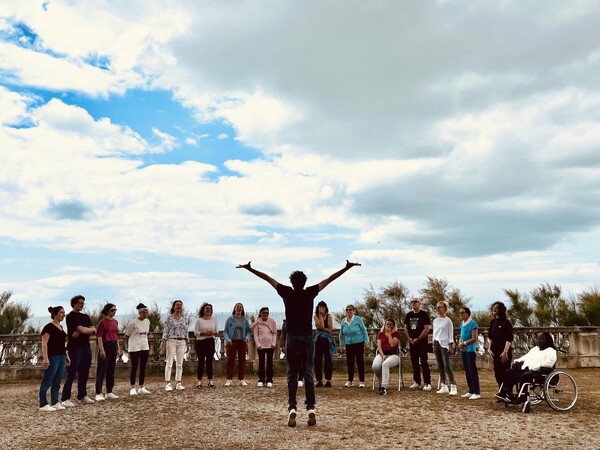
[39,260,559,426]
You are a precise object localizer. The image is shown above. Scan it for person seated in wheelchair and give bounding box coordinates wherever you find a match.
[495,332,557,404]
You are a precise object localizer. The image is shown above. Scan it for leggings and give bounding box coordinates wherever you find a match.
[195,338,215,380]
[130,350,149,386]
[345,342,365,383]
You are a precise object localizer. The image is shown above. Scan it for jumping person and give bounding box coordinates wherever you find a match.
[237,259,360,427]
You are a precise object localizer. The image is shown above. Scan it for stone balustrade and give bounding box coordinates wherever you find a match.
[1,326,598,381]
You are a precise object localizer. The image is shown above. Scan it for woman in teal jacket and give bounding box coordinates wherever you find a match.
[339,304,369,388]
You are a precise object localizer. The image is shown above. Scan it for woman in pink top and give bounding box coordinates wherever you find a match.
[251,307,278,387]
[95,303,122,401]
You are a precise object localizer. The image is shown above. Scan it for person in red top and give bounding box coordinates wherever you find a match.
[95,303,122,401]
[372,319,401,395]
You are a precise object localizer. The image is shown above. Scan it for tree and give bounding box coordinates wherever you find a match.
[504,289,534,327]
[0,291,32,334]
[334,281,410,329]
[419,276,471,326]
[577,287,600,326]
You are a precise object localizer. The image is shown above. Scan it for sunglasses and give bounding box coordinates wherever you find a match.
[346,308,353,312]
[261,312,269,315]
[110,309,117,312]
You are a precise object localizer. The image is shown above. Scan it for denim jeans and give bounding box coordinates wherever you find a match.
[165,339,187,382]
[286,334,315,411]
[195,338,215,380]
[257,348,274,383]
[61,346,92,401]
[372,354,400,388]
[314,336,333,382]
[461,350,480,395]
[433,341,456,385]
[96,341,117,394]
[39,354,66,407]
[409,340,431,385]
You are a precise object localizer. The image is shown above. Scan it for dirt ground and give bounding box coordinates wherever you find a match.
[1,368,598,450]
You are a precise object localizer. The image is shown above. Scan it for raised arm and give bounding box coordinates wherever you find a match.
[317,260,361,292]
[236,261,279,289]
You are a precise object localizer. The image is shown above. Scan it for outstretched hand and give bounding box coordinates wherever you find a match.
[236,261,252,270]
[345,259,361,269]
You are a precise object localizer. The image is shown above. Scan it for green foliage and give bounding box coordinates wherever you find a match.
[471,311,493,328]
[577,287,600,326]
[335,281,410,329]
[0,291,33,334]
[419,276,471,326]
[504,289,534,327]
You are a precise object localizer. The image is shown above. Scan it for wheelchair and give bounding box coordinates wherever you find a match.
[502,367,578,413]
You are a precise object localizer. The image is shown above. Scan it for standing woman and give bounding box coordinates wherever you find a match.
[372,319,401,395]
[223,302,251,386]
[488,301,514,388]
[433,301,457,396]
[194,302,218,388]
[161,299,189,391]
[124,303,151,395]
[313,301,334,388]
[251,307,277,387]
[339,304,369,388]
[39,306,70,411]
[458,307,480,400]
[95,303,122,401]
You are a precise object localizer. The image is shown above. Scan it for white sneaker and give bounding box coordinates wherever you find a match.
[469,394,481,400]
[61,400,75,408]
[130,388,138,396]
[175,383,185,390]
[239,380,248,386]
[81,396,95,404]
[359,382,365,388]
[449,385,458,396]
[423,384,432,391]
[266,382,273,388]
[51,403,66,411]
[298,380,304,387]
[257,381,264,387]
[39,405,56,412]
[437,384,449,394]
[287,409,297,427]
[106,392,119,399]
[409,382,420,389]
[344,381,354,388]
[138,387,151,395]
[225,379,233,387]
[461,392,473,398]
[94,394,105,402]
[165,383,173,391]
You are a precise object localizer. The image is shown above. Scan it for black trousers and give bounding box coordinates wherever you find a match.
[257,348,274,383]
[345,342,365,382]
[129,350,149,386]
[314,337,333,382]
[409,340,431,385]
[195,338,215,380]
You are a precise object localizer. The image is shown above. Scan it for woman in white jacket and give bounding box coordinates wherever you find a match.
[495,332,557,403]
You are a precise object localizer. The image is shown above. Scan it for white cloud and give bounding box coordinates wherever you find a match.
[216,133,228,140]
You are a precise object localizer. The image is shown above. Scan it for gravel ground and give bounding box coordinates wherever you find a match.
[1,368,598,450]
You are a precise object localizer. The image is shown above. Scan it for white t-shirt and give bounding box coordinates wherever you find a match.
[432,316,454,349]
[124,318,150,352]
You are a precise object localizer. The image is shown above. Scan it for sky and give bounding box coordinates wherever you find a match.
[1,0,600,319]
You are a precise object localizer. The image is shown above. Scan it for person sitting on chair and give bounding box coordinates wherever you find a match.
[495,332,557,403]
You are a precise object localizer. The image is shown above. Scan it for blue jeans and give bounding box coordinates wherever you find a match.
[39,355,66,407]
[61,347,92,401]
[286,334,315,411]
[461,350,480,395]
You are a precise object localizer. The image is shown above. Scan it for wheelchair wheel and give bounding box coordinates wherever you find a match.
[544,370,577,412]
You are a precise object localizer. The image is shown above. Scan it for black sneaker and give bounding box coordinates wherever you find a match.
[324,381,332,388]
[381,387,387,396]
[316,381,323,388]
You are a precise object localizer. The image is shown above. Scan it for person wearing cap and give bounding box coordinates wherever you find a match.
[124,303,151,395]
[403,297,432,391]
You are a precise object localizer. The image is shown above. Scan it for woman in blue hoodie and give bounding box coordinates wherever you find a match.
[339,304,369,388]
